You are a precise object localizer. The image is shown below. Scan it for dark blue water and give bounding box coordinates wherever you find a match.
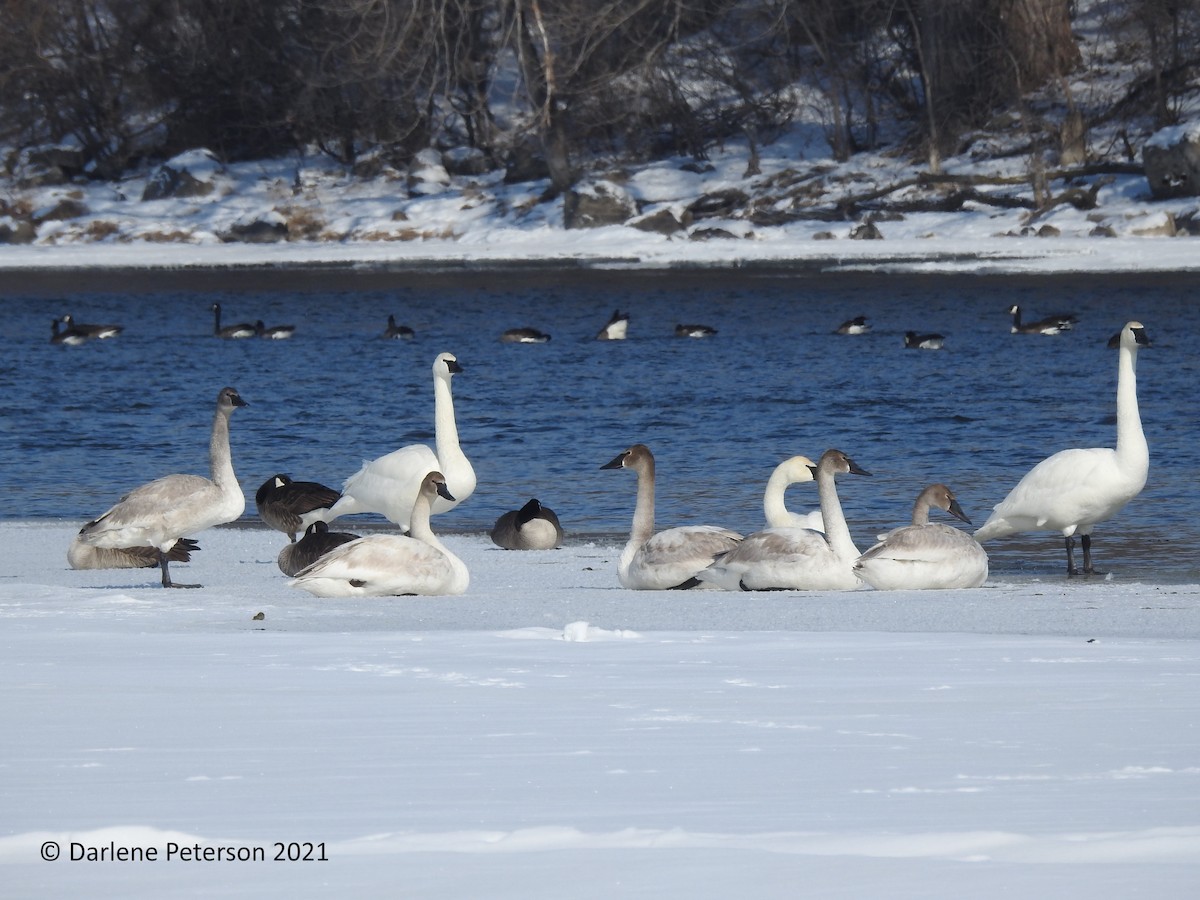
[3,266,1197,580]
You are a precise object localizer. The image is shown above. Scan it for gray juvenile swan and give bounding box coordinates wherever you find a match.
[696,449,869,591]
[974,321,1150,576]
[490,499,563,550]
[76,386,249,588]
[601,444,742,590]
[290,472,469,596]
[854,484,988,590]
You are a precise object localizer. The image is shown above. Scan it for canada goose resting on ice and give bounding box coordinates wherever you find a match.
[277,522,360,577]
[974,321,1150,576]
[490,499,564,550]
[1006,304,1078,335]
[596,309,629,340]
[854,484,988,590]
[601,443,742,589]
[289,472,469,596]
[75,386,249,588]
[500,327,551,343]
[211,303,256,339]
[255,474,341,542]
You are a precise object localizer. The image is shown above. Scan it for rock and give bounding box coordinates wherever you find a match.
[686,189,748,220]
[1036,224,1061,238]
[1143,124,1200,199]
[33,198,88,224]
[0,218,37,244]
[220,213,289,243]
[142,150,222,201]
[563,180,637,229]
[629,208,688,235]
[442,147,491,177]
[849,221,883,240]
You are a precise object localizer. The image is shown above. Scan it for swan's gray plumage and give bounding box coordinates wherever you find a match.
[277,522,360,576]
[68,535,199,570]
[76,386,248,588]
[255,474,341,542]
[212,303,256,339]
[490,499,563,550]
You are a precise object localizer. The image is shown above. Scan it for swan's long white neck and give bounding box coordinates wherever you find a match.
[816,467,859,560]
[1115,341,1147,475]
[433,373,464,467]
[209,407,238,492]
[763,467,793,527]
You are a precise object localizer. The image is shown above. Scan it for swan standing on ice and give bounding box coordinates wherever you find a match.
[601,444,742,589]
[322,352,476,531]
[76,386,249,588]
[696,449,869,591]
[277,521,360,577]
[255,474,341,542]
[854,484,988,590]
[763,455,825,532]
[974,321,1150,576]
[1007,304,1078,335]
[211,303,256,339]
[490,499,564,550]
[290,472,469,596]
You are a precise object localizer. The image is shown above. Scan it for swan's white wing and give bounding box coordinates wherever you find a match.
[329,445,440,526]
[289,534,462,596]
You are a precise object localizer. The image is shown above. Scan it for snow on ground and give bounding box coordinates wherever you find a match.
[2,522,1198,899]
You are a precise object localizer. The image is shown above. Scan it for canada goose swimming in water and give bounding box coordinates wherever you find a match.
[50,317,89,346]
[277,521,360,577]
[596,309,629,340]
[68,535,199,570]
[762,455,824,532]
[290,471,469,596]
[836,316,870,335]
[675,324,717,338]
[696,449,869,591]
[500,327,551,343]
[255,474,341,542]
[490,498,563,550]
[76,386,249,588]
[601,443,742,589]
[854,483,988,590]
[975,321,1150,576]
[256,319,296,340]
[321,352,476,531]
[1007,304,1078,335]
[61,314,122,339]
[904,331,945,350]
[211,303,256,339]
[384,315,415,340]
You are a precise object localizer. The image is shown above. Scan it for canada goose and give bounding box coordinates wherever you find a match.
[384,315,415,340]
[835,316,870,335]
[975,321,1150,576]
[321,352,475,531]
[854,484,988,590]
[290,472,469,596]
[255,474,341,542]
[601,444,742,589]
[596,309,629,340]
[68,535,199,570]
[490,499,564,550]
[61,314,122,339]
[50,317,89,346]
[696,449,869,591]
[76,386,248,588]
[1007,304,1078,335]
[500,327,551,343]
[675,324,717,338]
[763,455,824,532]
[211,303,256,339]
[277,521,360,577]
[255,319,296,340]
[904,331,945,350]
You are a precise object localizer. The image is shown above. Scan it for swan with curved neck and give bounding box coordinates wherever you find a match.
[975,320,1150,576]
[601,444,741,590]
[697,449,869,591]
[290,472,469,596]
[763,455,824,532]
[854,483,988,590]
[322,352,475,531]
[76,386,248,588]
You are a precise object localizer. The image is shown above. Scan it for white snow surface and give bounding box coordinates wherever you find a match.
[2,522,1198,899]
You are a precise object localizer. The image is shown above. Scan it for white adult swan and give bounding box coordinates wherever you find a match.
[696,449,869,591]
[601,444,742,590]
[76,386,248,588]
[974,321,1150,576]
[763,454,824,532]
[490,498,563,550]
[322,352,475,531]
[854,484,989,590]
[290,472,469,596]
